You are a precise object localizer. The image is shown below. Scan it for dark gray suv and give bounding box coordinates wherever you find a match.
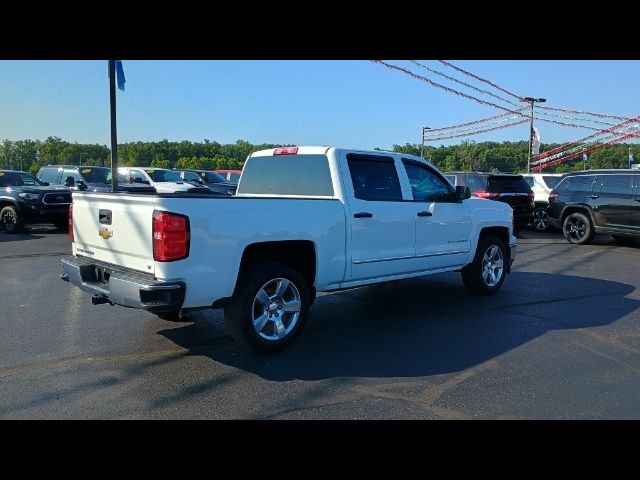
[548,170,640,245]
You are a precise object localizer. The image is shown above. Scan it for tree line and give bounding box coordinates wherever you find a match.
[1,137,638,175]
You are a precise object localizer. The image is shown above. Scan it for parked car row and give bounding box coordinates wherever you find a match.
[444,172,535,233]
[443,169,640,246]
[0,164,241,233]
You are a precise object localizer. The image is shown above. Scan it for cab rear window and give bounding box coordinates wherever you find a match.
[238,154,334,196]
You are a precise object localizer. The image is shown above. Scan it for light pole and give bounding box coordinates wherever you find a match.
[420,126,431,159]
[524,97,546,173]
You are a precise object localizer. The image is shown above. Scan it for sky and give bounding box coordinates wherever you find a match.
[1,60,639,149]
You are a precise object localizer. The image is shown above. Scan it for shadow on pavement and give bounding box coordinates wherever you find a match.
[0,232,45,242]
[159,271,639,382]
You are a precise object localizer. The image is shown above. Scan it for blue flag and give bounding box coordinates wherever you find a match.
[116,60,126,91]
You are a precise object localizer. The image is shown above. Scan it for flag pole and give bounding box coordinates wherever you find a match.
[108,60,119,193]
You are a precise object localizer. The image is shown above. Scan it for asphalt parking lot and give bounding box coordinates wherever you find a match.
[1,226,640,419]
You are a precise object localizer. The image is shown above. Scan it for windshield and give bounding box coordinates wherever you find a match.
[79,167,111,184]
[145,169,182,182]
[0,171,43,187]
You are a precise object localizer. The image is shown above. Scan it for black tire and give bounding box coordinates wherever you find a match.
[155,310,189,322]
[53,220,69,232]
[0,205,24,234]
[461,234,507,295]
[225,261,310,353]
[563,212,594,245]
[532,206,550,232]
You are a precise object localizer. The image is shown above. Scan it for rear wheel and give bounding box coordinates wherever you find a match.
[0,206,24,234]
[532,206,550,232]
[563,212,594,245]
[225,261,309,352]
[462,235,507,294]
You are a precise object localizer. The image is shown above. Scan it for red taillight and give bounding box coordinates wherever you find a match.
[473,191,500,199]
[273,146,299,156]
[549,190,559,201]
[153,210,190,262]
[68,203,74,242]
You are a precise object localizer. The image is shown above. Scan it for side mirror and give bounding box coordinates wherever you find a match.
[40,181,50,186]
[456,185,471,200]
[198,179,205,184]
[64,176,75,187]
[77,180,87,191]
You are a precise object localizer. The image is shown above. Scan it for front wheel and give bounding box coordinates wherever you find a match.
[532,207,550,232]
[0,206,24,234]
[461,235,507,294]
[225,261,310,352]
[563,212,594,245]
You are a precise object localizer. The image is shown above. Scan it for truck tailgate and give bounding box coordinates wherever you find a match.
[72,192,157,275]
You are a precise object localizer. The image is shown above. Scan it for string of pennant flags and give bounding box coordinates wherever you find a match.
[372,60,640,170]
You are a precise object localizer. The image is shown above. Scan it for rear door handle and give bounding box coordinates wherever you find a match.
[417,211,432,217]
[589,194,599,199]
[354,212,373,218]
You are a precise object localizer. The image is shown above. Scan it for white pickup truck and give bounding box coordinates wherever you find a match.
[61,146,517,352]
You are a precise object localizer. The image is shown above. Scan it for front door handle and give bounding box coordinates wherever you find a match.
[589,194,599,199]
[417,211,432,217]
[354,212,373,218]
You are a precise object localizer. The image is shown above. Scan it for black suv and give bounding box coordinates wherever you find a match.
[174,169,237,195]
[37,165,112,192]
[444,172,534,233]
[0,170,72,233]
[548,170,640,245]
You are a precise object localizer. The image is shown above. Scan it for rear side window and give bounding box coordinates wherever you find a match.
[599,175,632,195]
[347,155,402,201]
[542,176,562,189]
[38,167,60,184]
[559,176,596,193]
[238,154,334,196]
[488,176,531,192]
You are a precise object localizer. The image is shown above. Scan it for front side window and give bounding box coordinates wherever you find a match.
[347,155,402,201]
[63,169,82,183]
[402,160,452,202]
[181,171,200,182]
[129,169,150,184]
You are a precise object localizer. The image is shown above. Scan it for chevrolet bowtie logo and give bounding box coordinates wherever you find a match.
[99,227,113,239]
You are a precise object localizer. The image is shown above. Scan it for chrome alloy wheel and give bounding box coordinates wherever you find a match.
[482,245,504,287]
[251,277,302,341]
